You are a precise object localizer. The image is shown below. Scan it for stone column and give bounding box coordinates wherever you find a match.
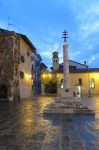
[63,42,70,90]
[61,39,73,99]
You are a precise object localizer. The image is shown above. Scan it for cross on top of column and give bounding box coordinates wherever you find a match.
[62,30,68,42]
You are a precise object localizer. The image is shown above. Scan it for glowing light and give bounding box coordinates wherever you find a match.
[25,73,32,80]
[25,74,29,79]
[42,74,46,78]
[48,74,52,78]
[96,73,99,77]
[29,75,32,78]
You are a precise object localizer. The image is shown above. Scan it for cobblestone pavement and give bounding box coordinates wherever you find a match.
[0,96,99,150]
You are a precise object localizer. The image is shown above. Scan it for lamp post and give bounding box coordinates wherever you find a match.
[87,66,92,97]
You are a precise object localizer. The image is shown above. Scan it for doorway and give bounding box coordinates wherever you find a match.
[76,85,82,97]
[0,85,8,99]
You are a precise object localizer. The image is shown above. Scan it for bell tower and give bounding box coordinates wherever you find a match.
[52,51,59,72]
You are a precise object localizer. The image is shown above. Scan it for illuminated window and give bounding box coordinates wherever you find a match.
[89,78,95,89]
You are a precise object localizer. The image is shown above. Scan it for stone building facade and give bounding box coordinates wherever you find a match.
[51,51,99,96]
[0,28,36,100]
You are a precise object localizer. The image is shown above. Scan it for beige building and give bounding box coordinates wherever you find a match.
[0,28,36,100]
[51,51,99,96]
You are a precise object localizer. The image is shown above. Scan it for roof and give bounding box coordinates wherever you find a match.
[0,28,11,33]
[0,28,36,51]
[55,68,99,73]
[40,62,48,69]
[52,51,58,54]
[59,60,87,67]
[51,60,88,71]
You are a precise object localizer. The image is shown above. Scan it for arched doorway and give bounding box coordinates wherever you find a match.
[0,85,8,99]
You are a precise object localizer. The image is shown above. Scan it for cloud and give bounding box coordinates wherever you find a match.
[69,51,81,60]
[0,21,7,29]
[89,53,99,64]
[75,2,99,40]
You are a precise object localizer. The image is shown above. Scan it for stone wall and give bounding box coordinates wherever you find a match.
[0,33,20,100]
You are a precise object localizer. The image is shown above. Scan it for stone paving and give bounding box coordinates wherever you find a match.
[0,96,99,150]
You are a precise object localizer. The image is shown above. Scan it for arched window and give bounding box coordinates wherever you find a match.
[61,79,63,88]
[21,55,25,63]
[78,78,82,85]
[89,78,95,89]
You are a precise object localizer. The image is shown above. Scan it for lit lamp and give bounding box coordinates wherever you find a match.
[48,74,52,78]
[41,72,52,84]
[25,73,32,80]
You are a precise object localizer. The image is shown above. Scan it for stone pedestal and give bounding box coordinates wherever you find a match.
[61,88,74,99]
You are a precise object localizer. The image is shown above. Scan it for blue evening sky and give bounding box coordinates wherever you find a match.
[0,0,99,69]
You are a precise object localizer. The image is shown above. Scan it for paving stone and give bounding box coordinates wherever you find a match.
[0,96,99,149]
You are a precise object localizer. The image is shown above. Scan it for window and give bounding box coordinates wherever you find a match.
[78,78,82,85]
[0,68,3,76]
[61,79,63,88]
[27,51,30,56]
[89,78,95,89]
[0,50,4,57]
[21,55,25,63]
[15,38,18,45]
[0,68,1,76]
[20,71,24,79]
[14,50,17,59]
[54,60,56,65]
[0,37,4,43]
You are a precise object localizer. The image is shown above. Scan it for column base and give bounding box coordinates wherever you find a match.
[61,88,74,99]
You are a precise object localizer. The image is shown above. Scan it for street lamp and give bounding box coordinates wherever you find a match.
[87,67,92,97]
[41,71,52,84]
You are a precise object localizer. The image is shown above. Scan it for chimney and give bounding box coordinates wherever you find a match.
[84,61,87,65]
